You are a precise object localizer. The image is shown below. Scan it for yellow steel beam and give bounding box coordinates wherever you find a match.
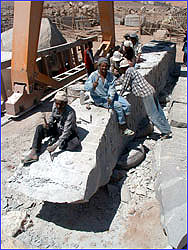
[98,1,115,48]
[11,1,43,94]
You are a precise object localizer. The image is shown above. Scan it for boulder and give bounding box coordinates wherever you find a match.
[1,18,67,52]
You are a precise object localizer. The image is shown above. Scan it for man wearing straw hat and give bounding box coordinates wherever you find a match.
[23,91,80,164]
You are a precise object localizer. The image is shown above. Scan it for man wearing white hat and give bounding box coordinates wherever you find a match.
[117,59,172,140]
[120,40,136,67]
[110,50,124,78]
[23,91,80,163]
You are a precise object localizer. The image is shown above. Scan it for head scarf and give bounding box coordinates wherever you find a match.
[97,57,109,66]
[54,91,68,102]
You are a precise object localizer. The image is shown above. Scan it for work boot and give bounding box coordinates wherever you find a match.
[160,132,172,140]
[23,148,38,164]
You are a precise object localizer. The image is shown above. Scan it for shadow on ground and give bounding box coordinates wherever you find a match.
[37,185,121,233]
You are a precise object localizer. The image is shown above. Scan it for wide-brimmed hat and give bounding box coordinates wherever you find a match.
[124,40,133,48]
[112,51,123,62]
[54,91,68,102]
[119,59,130,68]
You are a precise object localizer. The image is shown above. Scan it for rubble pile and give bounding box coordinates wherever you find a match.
[1,1,99,34]
[140,6,187,36]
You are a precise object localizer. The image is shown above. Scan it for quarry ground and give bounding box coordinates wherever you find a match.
[1,1,186,248]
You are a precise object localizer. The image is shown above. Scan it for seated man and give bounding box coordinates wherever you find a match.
[130,33,143,63]
[23,91,81,163]
[120,40,136,67]
[118,59,172,139]
[110,51,124,78]
[84,57,134,136]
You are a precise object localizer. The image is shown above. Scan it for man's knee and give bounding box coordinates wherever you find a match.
[36,124,44,133]
[113,101,122,110]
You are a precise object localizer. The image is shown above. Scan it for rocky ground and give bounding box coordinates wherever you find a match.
[2,51,183,250]
[1,120,170,248]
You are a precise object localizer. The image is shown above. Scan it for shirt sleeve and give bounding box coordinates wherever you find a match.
[84,72,97,92]
[108,75,116,100]
[48,102,56,125]
[120,69,132,96]
[58,111,76,144]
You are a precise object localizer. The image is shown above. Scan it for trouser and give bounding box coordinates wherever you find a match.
[31,124,80,152]
[142,94,171,134]
[100,93,131,125]
[183,52,187,65]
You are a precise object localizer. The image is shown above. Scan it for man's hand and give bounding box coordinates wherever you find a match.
[47,142,58,153]
[93,75,99,90]
[114,69,119,76]
[107,98,112,106]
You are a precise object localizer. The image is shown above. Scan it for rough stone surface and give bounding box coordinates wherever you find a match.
[153,66,187,249]
[169,66,187,128]
[1,210,33,237]
[1,233,30,249]
[170,102,187,128]
[8,41,176,204]
[9,100,130,203]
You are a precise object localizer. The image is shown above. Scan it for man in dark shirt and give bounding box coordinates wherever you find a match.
[23,91,81,163]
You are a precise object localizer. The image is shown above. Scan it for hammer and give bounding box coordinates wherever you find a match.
[41,112,54,162]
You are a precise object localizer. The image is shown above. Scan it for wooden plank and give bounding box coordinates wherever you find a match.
[80,45,85,62]
[37,36,97,57]
[41,56,51,76]
[67,49,74,68]
[57,52,66,72]
[73,47,79,66]
[1,60,11,69]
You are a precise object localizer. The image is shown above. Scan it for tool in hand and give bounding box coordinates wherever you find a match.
[41,112,54,162]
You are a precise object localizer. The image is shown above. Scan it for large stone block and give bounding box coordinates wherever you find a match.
[153,123,187,247]
[8,41,176,203]
[8,100,131,203]
[170,102,187,128]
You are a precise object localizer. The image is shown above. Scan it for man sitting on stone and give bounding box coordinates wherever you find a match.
[23,91,81,163]
[130,33,143,63]
[84,57,134,136]
[117,59,172,140]
[120,40,136,67]
[110,50,124,78]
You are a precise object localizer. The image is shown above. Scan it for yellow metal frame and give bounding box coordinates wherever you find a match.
[5,1,115,116]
